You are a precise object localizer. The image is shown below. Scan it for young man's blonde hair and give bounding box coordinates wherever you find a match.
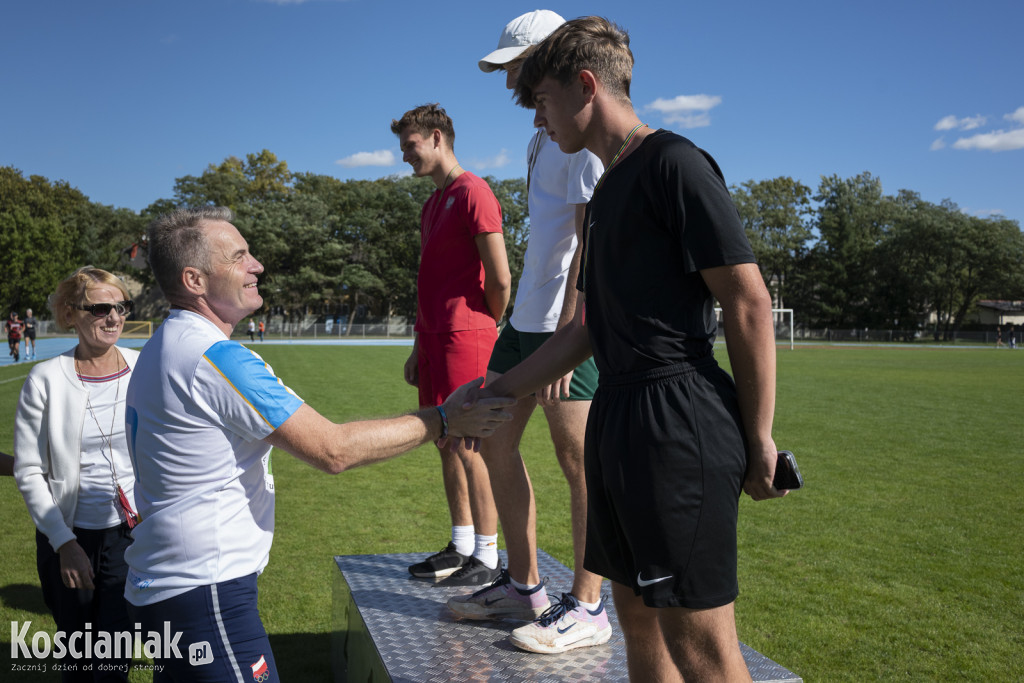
[50,267,130,331]
[515,16,634,108]
[390,103,456,150]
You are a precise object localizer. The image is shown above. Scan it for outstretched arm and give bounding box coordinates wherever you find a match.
[265,378,514,474]
[488,297,592,401]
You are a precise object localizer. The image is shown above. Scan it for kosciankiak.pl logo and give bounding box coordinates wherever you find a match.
[10,621,213,667]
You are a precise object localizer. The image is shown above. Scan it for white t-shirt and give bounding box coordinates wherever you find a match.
[124,309,303,606]
[74,365,136,529]
[510,130,603,332]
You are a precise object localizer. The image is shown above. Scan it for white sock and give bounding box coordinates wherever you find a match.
[474,533,499,569]
[510,576,542,593]
[576,597,602,611]
[452,525,475,557]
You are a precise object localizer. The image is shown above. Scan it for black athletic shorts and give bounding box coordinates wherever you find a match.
[583,357,747,609]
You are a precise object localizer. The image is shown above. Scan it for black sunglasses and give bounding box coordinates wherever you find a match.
[74,300,134,317]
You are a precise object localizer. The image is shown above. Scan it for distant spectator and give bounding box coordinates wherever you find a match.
[6,311,24,362]
[24,308,38,360]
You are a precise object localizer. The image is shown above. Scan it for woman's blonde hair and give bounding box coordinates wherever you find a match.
[50,267,130,332]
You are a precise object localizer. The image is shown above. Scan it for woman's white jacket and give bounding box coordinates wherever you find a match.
[14,346,140,551]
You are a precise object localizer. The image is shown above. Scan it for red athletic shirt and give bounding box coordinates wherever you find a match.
[415,172,503,333]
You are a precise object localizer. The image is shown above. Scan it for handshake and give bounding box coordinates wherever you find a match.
[435,378,515,452]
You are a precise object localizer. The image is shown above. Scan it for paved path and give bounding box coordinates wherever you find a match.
[1,336,413,370]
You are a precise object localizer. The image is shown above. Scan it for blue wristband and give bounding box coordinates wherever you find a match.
[436,406,449,439]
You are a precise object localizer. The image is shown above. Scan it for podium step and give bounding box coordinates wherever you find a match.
[333,550,800,682]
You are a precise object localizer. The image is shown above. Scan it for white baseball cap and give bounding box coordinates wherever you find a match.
[478,10,565,73]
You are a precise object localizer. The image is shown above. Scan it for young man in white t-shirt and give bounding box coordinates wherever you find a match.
[445,10,612,655]
[125,207,513,682]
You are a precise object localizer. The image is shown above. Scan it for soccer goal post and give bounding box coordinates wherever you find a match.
[715,308,794,350]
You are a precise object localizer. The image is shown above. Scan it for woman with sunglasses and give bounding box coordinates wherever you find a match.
[14,267,139,681]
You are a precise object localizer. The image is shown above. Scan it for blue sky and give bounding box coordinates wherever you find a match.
[2,0,1022,225]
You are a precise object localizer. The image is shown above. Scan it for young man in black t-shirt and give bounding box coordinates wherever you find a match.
[482,16,788,681]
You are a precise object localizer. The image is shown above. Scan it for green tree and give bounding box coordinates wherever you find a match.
[0,167,87,316]
[730,177,813,311]
[871,193,1024,339]
[293,172,429,325]
[173,149,292,210]
[800,173,890,328]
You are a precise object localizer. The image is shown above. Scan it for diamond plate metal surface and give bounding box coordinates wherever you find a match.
[333,551,801,682]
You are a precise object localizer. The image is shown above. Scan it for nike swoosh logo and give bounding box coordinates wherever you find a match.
[484,598,503,606]
[557,623,577,634]
[637,572,673,588]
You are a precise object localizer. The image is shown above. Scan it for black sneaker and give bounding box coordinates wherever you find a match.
[436,557,502,587]
[408,542,470,579]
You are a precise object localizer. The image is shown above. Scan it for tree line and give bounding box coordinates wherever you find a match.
[2,152,1021,338]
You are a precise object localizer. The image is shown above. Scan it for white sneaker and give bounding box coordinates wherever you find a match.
[510,593,612,654]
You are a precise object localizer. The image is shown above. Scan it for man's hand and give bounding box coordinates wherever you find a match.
[536,370,574,406]
[58,540,95,591]
[743,442,788,500]
[438,378,515,452]
[404,349,419,387]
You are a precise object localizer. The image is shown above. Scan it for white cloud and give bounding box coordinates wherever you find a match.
[952,128,1024,152]
[932,107,1024,152]
[934,114,987,131]
[471,149,511,169]
[645,94,722,128]
[335,150,395,168]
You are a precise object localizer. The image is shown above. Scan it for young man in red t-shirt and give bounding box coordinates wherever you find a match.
[391,104,512,586]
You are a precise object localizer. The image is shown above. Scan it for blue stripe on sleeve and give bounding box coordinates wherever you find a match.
[202,341,304,429]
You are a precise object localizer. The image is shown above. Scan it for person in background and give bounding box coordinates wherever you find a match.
[14,267,140,682]
[24,307,38,360]
[258,318,265,342]
[6,311,24,362]
[446,9,610,654]
[391,104,513,587]
[247,317,256,342]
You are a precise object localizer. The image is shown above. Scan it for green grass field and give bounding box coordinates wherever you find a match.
[1,344,1022,681]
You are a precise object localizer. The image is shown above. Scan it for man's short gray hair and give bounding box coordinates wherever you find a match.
[147,206,234,301]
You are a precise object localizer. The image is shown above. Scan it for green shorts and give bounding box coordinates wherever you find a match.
[488,323,598,401]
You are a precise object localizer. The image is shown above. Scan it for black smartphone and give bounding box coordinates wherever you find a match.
[773,450,804,490]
